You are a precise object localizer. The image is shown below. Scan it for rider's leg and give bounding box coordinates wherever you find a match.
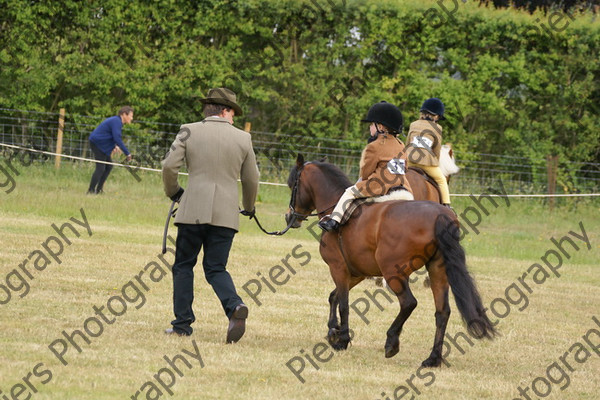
[421,165,450,205]
[330,186,361,223]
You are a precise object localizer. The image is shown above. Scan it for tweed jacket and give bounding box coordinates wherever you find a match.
[354,133,412,197]
[405,119,443,167]
[161,117,259,231]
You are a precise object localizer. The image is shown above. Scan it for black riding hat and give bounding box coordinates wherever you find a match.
[361,101,404,134]
[420,98,445,120]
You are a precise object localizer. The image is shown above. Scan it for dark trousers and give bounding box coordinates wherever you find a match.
[171,223,242,335]
[88,141,113,193]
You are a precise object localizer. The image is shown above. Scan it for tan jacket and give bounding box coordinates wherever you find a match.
[354,134,411,197]
[161,118,259,231]
[405,119,443,167]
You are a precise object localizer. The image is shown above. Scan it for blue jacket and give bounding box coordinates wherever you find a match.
[89,116,130,156]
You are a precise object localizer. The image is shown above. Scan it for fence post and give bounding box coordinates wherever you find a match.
[55,108,65,169]
[244,122,251,133]
[546,155,558,209]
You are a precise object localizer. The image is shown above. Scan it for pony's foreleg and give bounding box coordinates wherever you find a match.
[331,283,351,351]
[327,289,341,345]
[327,275,364,349]
[422,256,450,367]
[384,277,417,359]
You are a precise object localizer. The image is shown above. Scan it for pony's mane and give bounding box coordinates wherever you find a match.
[311,161,353,190]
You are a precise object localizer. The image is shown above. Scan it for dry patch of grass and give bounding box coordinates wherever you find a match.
[1,165,599,399]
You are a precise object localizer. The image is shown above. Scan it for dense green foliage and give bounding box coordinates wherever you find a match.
[1,0,599,166]
[480,0,599,14]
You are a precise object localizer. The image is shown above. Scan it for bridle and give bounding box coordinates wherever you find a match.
[251,162,334,236]
[287,163,313,220]
[287,162,336,220]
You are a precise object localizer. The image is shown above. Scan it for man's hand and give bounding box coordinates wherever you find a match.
[126,154,133,162]
[170,187,184,202]
[240,208,255,219]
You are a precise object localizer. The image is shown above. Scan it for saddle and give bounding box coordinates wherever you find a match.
[339,187,414,225]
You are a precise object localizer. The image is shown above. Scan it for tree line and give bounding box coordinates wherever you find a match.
[1,0,599,188]
[479,0,600,14]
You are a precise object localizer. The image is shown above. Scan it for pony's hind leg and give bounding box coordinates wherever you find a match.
[383,276,417,358]
[421,256,450,367]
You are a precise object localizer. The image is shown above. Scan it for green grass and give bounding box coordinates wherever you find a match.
[1,162,599,400]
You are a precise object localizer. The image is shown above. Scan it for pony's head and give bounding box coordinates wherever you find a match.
[439,144,460,178]
[285,154,351,228]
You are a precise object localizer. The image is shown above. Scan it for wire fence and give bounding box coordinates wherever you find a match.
[1,108,599,195]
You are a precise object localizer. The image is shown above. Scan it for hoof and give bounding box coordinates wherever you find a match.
[327,326,350,350]
[327,327,339,340]
[327,328,346,350]
[331,342,348,351]
[421,357,442,368]
[384,344,399,358]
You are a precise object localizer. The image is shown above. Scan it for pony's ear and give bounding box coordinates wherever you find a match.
[296,153,305,168]
[319,155,328,162]
[444,143,453,158]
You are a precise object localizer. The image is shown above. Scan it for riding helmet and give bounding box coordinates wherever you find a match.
[420,98,445,120]
[361,101,404,134]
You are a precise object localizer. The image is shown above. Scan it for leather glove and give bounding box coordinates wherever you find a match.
[240,208,255,219]
[170,187,184,202]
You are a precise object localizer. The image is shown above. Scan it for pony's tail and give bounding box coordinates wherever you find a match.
[435,214,498,339]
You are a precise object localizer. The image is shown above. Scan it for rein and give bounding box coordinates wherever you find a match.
[250,162,335,236]
[286,162,337,219]
[248,212,296,236]
[161,162,337,244]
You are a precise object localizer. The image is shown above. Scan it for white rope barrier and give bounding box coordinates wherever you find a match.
[451,193,600,197]
[0,142,167,173]
[2,142,599,196]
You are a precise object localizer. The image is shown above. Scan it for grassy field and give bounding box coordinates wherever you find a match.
[1,162,599,400]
